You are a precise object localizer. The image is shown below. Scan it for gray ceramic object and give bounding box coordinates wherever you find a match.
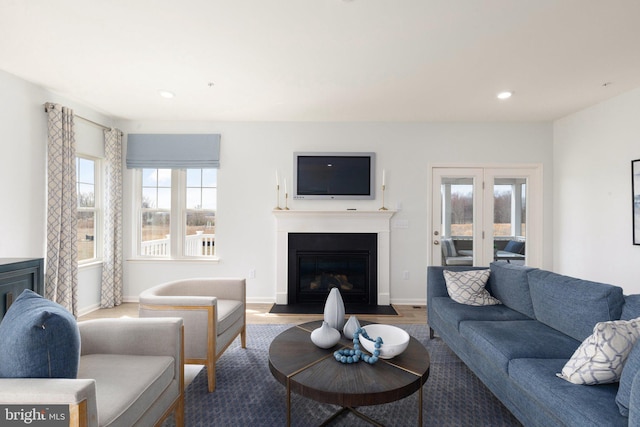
[310,321,341,349]
[323,287,346,331]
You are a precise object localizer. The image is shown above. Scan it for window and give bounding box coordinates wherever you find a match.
[138,168,217,258]
[76,156,99,263]
[186,169,217,256]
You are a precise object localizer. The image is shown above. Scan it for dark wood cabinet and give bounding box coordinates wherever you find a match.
[0,258,44,320]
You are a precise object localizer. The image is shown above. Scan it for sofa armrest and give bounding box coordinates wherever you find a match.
[427,266,450,301]
[139,278,246,305]
[139,294,218,307]
[0,378,98,427]
[78,317,183,359]
[427,266,488,302]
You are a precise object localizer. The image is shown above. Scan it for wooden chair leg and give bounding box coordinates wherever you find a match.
[207,358,216,392]
[207,363,216,393]
[241,326,247,349]
[175,395,185,427]
[429,327,435,339]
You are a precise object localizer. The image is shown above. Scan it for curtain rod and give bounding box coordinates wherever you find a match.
[44,103,122,135]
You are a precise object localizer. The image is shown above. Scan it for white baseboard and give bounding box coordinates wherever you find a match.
[77,303,101,318]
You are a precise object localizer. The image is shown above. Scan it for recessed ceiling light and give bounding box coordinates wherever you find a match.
[497,91,513,100]
[159,90,175,99]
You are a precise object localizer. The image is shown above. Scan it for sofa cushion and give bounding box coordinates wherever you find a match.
[503,240,525,254]
[431,297,530,331]
[622,295,640,321]
[0,289,80,379]
[78,354,174,427]
[443,269,500,306]
[217,299,244,335]
[488,262,536,318]
[527,270,625,342]
[509,358,627,427]
[558,318,640,385]
[459,320,580,373]
[616,338,640,416]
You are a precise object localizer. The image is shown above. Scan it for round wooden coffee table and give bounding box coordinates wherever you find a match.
[268,320,430,426]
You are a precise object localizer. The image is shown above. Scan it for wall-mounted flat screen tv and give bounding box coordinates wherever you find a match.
[293,152,376,200]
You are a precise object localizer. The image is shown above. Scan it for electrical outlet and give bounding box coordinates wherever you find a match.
[249,269,256,279]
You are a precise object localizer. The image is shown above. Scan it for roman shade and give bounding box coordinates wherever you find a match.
[126,134,220,169]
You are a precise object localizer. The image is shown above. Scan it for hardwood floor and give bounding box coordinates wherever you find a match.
[79,302,427,325]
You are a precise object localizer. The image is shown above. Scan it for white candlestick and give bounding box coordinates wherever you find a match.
[276,170,279,186]
[382,169,386,186]
[284,178,287,194]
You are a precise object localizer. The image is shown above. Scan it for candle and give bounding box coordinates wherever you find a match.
[382,169,386,186]
[276,170,279,186]
[284,178,287,194]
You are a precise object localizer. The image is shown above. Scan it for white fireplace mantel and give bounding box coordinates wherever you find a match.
[273,210,396,305]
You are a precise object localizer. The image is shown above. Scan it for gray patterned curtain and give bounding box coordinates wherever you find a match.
[101,129,123,308]
[45,103,78,316]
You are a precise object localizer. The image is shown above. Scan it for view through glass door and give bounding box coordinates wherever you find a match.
[431,166,541,267]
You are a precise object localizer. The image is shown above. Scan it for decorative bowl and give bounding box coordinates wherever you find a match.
[360,324,410,359]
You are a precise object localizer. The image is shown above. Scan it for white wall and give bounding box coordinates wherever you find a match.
[118,120,554,305]
[554,87,640,293]
[0,69,113,314]
[0,71,48,258]
[0,68,555,311]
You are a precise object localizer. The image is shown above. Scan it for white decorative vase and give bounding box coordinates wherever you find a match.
[310,321,341,349]
[323,287,346,331]
[343,315,361,339]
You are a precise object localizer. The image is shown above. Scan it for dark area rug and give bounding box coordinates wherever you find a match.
[268,303,398,315]
[162,324,522,426]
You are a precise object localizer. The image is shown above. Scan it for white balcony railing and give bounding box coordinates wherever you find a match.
[140,233,215,257]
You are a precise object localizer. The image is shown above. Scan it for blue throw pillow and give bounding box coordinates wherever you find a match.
[0,289,80,378]
[503,240,525,254]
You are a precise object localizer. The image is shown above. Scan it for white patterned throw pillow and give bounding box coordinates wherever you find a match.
[557,318,640,385]
[443,269,501,306]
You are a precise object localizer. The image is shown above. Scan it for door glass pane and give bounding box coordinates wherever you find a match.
[493,178,526,264]
[440,177,474,266]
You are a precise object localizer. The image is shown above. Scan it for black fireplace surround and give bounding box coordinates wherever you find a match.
[287,233,377,306]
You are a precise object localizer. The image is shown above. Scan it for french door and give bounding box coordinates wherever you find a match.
[430,166,542,267]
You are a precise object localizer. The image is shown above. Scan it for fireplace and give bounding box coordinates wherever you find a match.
[273,210,394,306]
[288,233,377,306]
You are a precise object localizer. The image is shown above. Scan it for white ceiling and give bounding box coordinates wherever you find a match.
[2,0,640,122]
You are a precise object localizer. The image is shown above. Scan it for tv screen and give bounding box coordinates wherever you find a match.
[293,152,375,200]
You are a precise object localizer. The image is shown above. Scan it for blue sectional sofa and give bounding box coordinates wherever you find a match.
[427,263,640,427]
